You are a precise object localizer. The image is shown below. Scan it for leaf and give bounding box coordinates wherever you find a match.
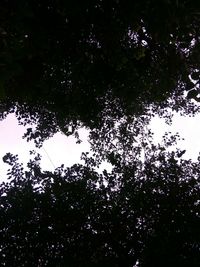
[187,89,197,99]
[191,71,200,81]
[185,81,194,91]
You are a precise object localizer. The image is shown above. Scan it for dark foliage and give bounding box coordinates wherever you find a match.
[0,145,199,266]
[0,1,200,145]
[0,2,200,266]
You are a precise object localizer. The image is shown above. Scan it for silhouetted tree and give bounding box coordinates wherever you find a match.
[0,0,200,145]
[0,141,199,266]
[0,3,200,265]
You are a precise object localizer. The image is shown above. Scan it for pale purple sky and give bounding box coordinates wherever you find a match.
[0,112,200,181]
[150,113,200,160]
[0,114,90,181]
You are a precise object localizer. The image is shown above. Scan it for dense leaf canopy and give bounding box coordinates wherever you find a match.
[0,144,200,266]
[0,0,200,144]
[0,2,200,266]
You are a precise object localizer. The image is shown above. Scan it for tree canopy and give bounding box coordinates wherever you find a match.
[0,2,200,266]
[0,142,199,266]
[1,0,200,145]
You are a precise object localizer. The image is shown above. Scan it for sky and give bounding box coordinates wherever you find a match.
[0,114,90,181]
[150,113,200,160]
[0,112,200,182]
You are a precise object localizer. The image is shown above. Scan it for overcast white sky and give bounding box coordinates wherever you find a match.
[150,113,200,159]
[0,114,90,181]
[0,112,200,182]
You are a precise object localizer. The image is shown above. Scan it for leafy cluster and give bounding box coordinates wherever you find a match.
[0,145,200,267]
[0,1,200,145]
[0,2,200,266]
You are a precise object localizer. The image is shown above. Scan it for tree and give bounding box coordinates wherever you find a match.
[0,140,199,266]
[0,0,200,145]
[1,2,200,265]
